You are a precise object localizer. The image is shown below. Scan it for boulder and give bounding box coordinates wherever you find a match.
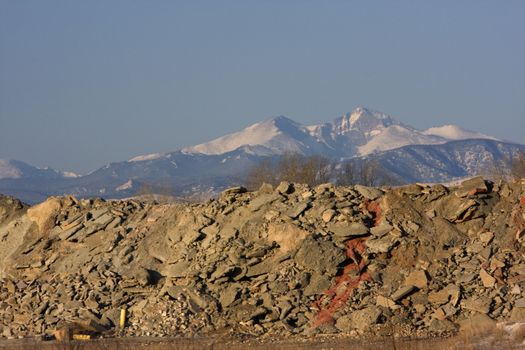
[295,236,346,276]
[27,197,62,233]
[354,185,383,200]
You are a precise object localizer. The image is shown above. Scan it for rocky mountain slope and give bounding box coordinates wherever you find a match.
[1,178,525,345]
[0,107,522,204]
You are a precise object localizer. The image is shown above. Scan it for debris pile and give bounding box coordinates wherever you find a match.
[1,177,525,341]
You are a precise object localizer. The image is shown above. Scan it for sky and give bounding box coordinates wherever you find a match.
[0,1,524,174]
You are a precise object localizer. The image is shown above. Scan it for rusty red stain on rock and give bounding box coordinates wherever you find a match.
[365,199,382,227]
[310,199,382,329]
[311,237,371,328]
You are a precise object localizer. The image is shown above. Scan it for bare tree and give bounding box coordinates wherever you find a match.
[246,153,333,189]
[487,150,525,181]
[358,158,379,186]
[335,161,355,186]
[245,157,276,190]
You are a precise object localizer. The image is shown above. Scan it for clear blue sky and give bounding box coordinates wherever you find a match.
[1,1,524,173]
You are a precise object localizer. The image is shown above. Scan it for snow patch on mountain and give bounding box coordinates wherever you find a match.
[62,171,80,178]
[0,160,22,179]
[129,153,164,162]
[182,116,311,155]
[116,180,133,191]
[357,125,446,155]
[423,125,496,141]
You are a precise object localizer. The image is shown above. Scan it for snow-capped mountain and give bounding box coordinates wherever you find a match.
[0,107,521,204]
[183,107,495,158]
[0,159,76,180]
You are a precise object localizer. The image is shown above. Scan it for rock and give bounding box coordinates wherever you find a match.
[462,297,492,314]
[391,285,417,302]
[480,268,496,288]
[210,264,239,282]
[514,298,525,308]
[429,319,457,333]
[27,197,62,233]
[404,270,428,289]
[185,289,209,312]
[457,273,476,284]
[303,273,331,296]
[334,315,353,332]
[328,222,369,239]
[457,176,488,197]
[510,264,525,276]
[354,185,383,200]
[322,209,336,223]
[101,308,121,328]
[76,311,109,333]
[295,236,346,276]
[428,285,460,306]
[182,230,203,245]
[53,326,72,341]
[399,184,424,196]
[510,308,525,322]
[248,194,281,212]
[246,261,272,278]
[301,191,314,199]
[370,223,393,237]
[275,182,293,195]
[219,285,240,308]
[287,202,310,219]
[337,306,382,332]
[277,300,293,320]
[376,295,396,308]
[89,208,108,220]
[58,222,84,240]
[351,306,381,331]
[479,231,494,245]
[414,303,426,314]
[432,218,466,248]
[267,222,309,253]
[134,268,152,286]
[92,213,115,227]
[449,199,479,222]
[432,308,447,321]
[458,313,495,333]
[222,186,247,195]
[233,304,262,322]
[511,285,521,295]
[366,236,395,254]
[164,285,184,299]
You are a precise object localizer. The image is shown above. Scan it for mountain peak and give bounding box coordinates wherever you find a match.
[349,107,393,124]
[333,107,395,135]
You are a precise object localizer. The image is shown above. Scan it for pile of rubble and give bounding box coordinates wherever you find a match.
[0,177,525,341]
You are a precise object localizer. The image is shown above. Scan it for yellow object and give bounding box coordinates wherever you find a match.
[72,334,91,340]
[119,308,126,329]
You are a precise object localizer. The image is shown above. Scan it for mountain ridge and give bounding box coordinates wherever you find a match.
[0,107,522,204]
[181,107,497,158]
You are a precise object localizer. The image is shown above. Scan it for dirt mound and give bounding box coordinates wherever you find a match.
[0,178,525,343]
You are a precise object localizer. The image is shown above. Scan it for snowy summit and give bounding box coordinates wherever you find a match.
[181,107,496,159]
